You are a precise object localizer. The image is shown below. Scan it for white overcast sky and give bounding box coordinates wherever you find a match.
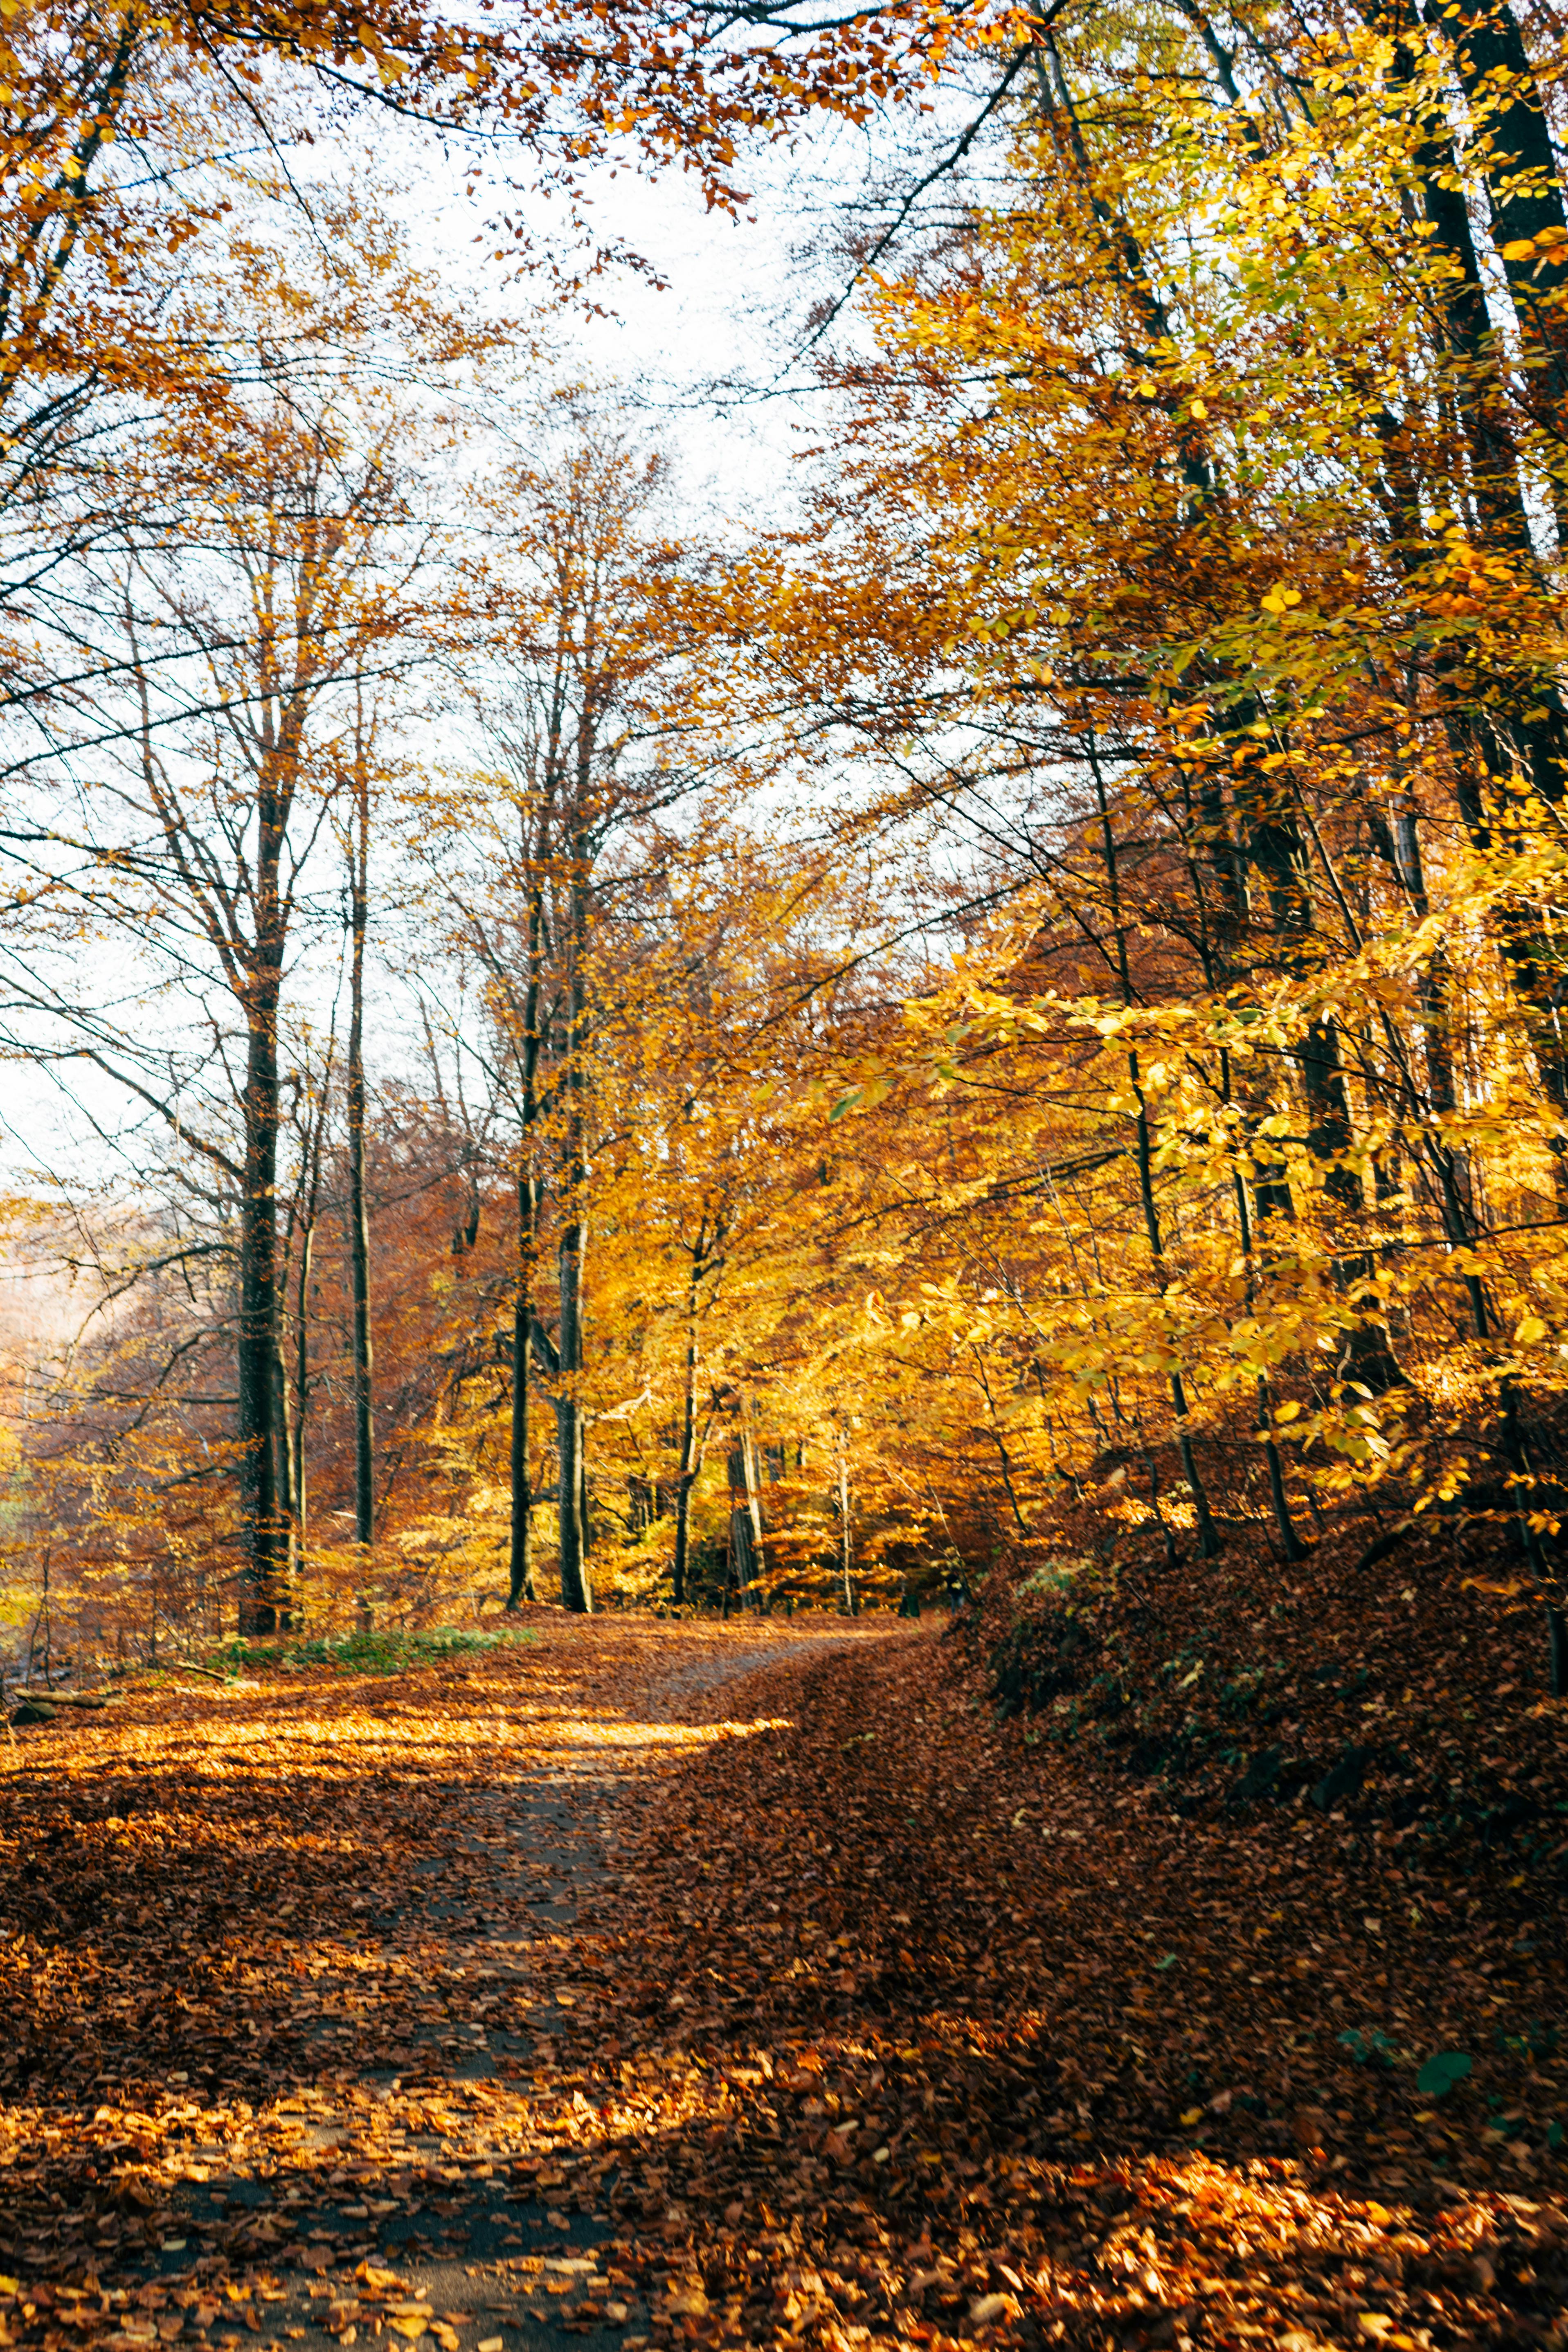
[398,106,890,525]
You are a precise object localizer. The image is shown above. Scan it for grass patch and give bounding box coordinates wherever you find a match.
[207,1626,535,1676]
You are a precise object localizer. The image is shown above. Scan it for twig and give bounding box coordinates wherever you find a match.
[1352,1523,1414,1574]
[115,1661,233,1683]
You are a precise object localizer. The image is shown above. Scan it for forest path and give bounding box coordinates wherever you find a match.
[222,1617,887,2352]
[0,1615,899,2352]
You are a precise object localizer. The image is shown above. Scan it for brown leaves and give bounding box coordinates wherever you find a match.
[2,1617,1566,2352]
[526,1630,1568,2352]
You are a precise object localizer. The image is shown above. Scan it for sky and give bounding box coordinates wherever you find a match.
[397,107,884,528]
[0,85,968,1198]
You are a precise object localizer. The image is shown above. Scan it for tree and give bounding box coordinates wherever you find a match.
[344,698,378,1608]
[732,0,1568,1665]
[421,425,701,1613]
[3,211,457,1625]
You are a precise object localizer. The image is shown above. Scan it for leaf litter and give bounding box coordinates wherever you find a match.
[0,1610,1563,2352]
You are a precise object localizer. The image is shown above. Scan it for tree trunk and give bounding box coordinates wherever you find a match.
[727,1441,757,1609]
[555,1386,590,1613]
[1378,4,1568,1114]
[556,1209,592,1613]
[509,879,546,1609]
[1434,0,1568,533]
[292,1201,315,1574]
[837,1447,856,1614]
[509,1172,538,1608]
[741,1419,767,1601]
[347,755,375,1626]
[273,1277,297,1601]
[238,977,285,1635]
[672,1249,704,1608]
[555,799,593,1614]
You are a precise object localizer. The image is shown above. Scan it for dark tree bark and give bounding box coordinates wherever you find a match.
[237,958,286,1635]
[508,879,546,1608]
[347,740,376,1621]
[1435,0,1568,527]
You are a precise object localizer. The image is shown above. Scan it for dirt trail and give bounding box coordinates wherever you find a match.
[244,1623,878,2352]
[0,1617,894,2352]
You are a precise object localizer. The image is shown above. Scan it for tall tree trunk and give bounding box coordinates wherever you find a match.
[672,1243,704,1607]
[556,1208,592,1613]
[1376,4,1568,1124]
[273,1268,297,1602]
[556,799,593,1613]
[509,1171,538,1609]
[509,880,546,1609]
[287,1054,330,1584]
[553,1230,592,1617]
[347,751,375,1626]
[1015,41,1234,1533]
[1435,0,1568,533]
[238,975,285,1635]
[292,1198,315,1574]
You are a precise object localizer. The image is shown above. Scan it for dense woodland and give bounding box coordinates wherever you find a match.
[4,0,1568,1683]
[6,2,1568,2339]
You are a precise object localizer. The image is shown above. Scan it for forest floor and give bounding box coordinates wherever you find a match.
[0,1610,1564,2352]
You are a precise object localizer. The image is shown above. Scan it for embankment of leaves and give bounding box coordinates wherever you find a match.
[976,1507,1568,1884]
[550,1632,1568,2352]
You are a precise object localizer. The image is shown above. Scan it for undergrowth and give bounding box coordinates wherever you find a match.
[977,1506,1568,1886]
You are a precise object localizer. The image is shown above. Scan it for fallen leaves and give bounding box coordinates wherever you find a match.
[0,1610,1564,2352]
[537,1628,1568,2352]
